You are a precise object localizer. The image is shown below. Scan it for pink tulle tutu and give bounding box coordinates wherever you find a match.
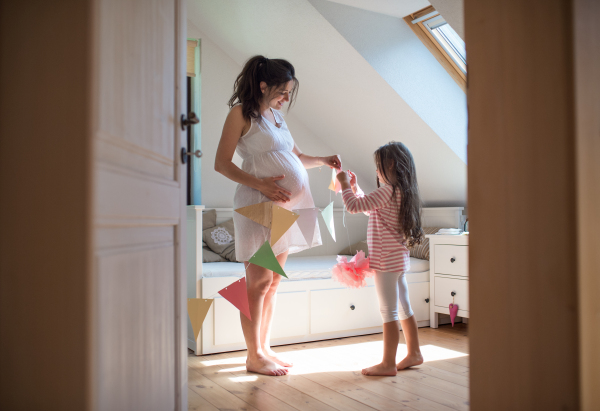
[331,251,375,288]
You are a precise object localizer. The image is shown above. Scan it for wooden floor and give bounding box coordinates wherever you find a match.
[188,323,469,411]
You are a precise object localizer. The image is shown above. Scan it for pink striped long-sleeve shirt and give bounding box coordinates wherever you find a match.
[342,185,410,273]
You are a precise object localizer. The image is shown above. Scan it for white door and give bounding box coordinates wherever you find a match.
[92,0,187,409]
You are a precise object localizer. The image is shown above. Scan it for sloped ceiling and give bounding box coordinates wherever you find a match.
[428,0,464,39]
[188,0,466,206]
[325,0,430,18]
[326,0,464,40]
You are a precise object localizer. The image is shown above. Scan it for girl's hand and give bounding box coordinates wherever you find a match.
[336,171,349,184]
[336,171,351,191]
[259,175,292,203]
[322,155,342,171]
[347,170,357,189]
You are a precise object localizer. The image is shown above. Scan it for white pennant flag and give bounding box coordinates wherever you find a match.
[294,208,320,246]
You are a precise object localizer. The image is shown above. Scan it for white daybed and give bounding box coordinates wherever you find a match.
[187,206,464,355]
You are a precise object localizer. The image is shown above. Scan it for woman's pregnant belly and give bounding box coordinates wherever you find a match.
[244,151,308,205]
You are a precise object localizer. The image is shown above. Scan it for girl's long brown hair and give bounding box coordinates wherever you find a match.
[375,142,424,248]
[228,55,299,121]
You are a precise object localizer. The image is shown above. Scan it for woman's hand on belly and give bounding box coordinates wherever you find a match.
[258,175,292,203]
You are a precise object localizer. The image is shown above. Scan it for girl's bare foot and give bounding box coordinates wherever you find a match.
[361,362,397,376]
[263,347,294,367]
[396,353,423,370]
[246,355,289,376]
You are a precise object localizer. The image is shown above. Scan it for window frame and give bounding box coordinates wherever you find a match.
[404,6,466,92]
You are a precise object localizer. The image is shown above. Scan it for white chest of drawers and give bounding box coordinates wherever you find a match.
[427,234,469,328]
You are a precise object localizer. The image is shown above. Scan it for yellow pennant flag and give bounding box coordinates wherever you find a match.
[234,202,272,228]
[270,205,299,245]
[187,298,213,341]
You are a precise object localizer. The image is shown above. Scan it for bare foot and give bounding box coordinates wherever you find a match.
[396,353,424,370]
[246,355,289,376]
[264,347,294,367]
[361,362,397,376]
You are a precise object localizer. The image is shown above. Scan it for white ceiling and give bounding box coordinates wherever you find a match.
[325,0,431,18]
[188,0,466,206]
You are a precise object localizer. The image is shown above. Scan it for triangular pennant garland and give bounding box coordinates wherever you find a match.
[234,202,272,228]
[271,205,299,245]
[218,277,252,320]
[321,201,336,242]
[249,241,288,278]
[294,208,320,246]
[187,298,213,340]
[328,169,342,194]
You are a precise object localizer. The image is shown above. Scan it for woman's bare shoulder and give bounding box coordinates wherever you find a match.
[229,104,243,117]
[227,105,251,136]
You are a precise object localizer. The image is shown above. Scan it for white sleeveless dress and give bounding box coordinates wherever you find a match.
[233,108,322,262]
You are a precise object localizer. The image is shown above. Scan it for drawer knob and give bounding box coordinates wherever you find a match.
[451,291,456,296]
[450,257,456,263]
[425,298,430,303]
[350,305,355,310]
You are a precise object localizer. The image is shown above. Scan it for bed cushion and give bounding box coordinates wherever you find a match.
[410,227,444,260]
[203,247,227,263]
[203,219,237,262]
[339,240,368,256]
[201,255,430,280]
[202,209,218,248]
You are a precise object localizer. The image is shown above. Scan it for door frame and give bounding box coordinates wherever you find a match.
[175,0,188,409]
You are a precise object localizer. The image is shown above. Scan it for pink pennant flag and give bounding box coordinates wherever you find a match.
[328,169,342,194]
[294,208,320,246]
[449,303,459,326]
[218,277,251,320]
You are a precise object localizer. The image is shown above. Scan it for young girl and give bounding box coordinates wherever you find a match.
[337,141,425,376]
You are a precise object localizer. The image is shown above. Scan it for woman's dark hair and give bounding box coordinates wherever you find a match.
[375,141,424,248]
[228,55,299,121]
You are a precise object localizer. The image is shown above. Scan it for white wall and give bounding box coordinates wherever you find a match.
[188,22,345,208]
[310,0,468,163]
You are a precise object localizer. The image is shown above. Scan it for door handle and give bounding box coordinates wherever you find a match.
[181,112,199,130]
[180,148,202,164]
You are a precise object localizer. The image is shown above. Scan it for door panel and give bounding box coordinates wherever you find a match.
[96,1,175,164]
[93,0,186,409]
[96,246,176,410]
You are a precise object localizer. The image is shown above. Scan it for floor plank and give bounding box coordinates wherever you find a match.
[188,326,470,411]
[281,374,387,411]
[187,388,220,411]
[332,371,467,411]
[188,371,261,411]
[200,369,299,411]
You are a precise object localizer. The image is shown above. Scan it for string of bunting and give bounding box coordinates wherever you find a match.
[188,168,349,331]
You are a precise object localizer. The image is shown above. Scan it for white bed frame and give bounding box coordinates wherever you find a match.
[187,206,464,355]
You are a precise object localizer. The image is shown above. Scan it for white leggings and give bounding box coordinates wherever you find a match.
[374,271,414,323]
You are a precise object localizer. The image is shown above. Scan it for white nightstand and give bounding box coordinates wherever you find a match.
[427,234,469,328]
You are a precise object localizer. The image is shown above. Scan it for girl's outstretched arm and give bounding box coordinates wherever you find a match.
[337,172,393,214]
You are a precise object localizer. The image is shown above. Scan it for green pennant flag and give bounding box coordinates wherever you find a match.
[248,241,288,278]
[321,201,336,242]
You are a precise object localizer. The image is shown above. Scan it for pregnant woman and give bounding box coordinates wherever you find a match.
[215,56,341,376]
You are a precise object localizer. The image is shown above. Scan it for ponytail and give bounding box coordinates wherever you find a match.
[228,55,299,121]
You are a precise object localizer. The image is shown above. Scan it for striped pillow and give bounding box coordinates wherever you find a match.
[409,227,443,260]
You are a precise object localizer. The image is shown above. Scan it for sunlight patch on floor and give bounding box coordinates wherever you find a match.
[420,344,468,362]
[218,365,247,372]
[201,357,244,366]
[202,341,468,376]
[228,375,258,382]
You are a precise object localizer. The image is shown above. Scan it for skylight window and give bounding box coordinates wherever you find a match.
[404,6,467,91]
[423,16,466,73]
